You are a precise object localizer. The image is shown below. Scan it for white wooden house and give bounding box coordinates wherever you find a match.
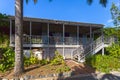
[9,16,115,62]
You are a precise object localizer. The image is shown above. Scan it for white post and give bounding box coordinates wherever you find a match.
[63,24,65,59]
[90,25,92,41]
[47,23,50,59]
[90,25,93,53]
[77,26,79,45]
[10,19,12,44]
[102,47,104,55]
[102,29,104,42]
[48,23,49,45]
[30,21,32,50]
[71,51,73,59]
[77,26,79,58]
[93,32,94,41]
[101,29,104,56]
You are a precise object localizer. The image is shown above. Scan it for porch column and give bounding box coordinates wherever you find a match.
[102,47,104,55]
[93,32,94,41]
[63,24,65,59]
[90,25,93,53]
[30,21,32,49]
[77,26,79,58]
[47,23,49,45]
[77,26,79,45]
[101,29,104,56]
[10,19,12,44]
[90,25,92,41]
[102,29,104,42]
[47,23,50,59]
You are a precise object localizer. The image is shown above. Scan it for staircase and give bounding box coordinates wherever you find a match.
[72,36,117,63]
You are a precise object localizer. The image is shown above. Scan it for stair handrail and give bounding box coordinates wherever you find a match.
[72,36,116,62]
[79,42,104,61]
[83,36,103,56]
[78,36,116,61]
[72,36,103,60]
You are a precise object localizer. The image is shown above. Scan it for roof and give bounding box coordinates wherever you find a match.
[9,16,104,28]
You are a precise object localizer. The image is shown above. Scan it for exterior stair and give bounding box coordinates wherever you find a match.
[71,36,117,63]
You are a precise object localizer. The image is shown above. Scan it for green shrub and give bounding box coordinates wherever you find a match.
[39,59,49,66]
[106,43,120,58]
[86,54,120,73]
[56,65,70,73]
[0,47,14,72]
[0,35,9,48]
[0,35,14,72]
[50,51,65,65]
[86,43,120,73]
[24,55,39,67]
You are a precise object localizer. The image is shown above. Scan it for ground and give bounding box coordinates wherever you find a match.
[65,60,96,75]
[0,60,95,79]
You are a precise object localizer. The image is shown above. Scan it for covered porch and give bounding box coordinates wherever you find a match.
[10,18,102,47]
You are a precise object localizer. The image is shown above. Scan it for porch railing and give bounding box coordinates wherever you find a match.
[11,35,91,45]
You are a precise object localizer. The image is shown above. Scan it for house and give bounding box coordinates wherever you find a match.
[8,16,115,62]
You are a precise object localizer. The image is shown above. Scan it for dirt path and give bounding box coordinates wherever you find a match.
[65,60,96,75]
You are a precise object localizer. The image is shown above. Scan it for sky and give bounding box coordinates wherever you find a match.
[0,0,119,27]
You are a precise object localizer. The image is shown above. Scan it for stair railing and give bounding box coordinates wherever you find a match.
[72,36,115,62]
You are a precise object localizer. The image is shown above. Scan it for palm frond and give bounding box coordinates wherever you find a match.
[26,0,38,4]
[26,0,29,4]
[87,0,93,5]
[33,0,38,4]
[99,0,107,7]
[87,0,107,7]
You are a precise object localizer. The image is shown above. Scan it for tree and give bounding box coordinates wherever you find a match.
[14,0,38,76]
[0,13,8,26]
[14,0,24,76]
[110,2,120,42]
[110,2,120,26]
[14,0,107,76]
[104,27,117,36]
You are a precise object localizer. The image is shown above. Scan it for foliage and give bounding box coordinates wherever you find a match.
[39,59,49,66]
[50,51,65,65]
[110,2,120,26]
[86,43,120,73]
[0,13,8,26]
[103,27,117,36]
[24,54,39,67]
[0,13,8,19]
[24,51,49,66]
[0,47,14,72]
[86,54,120,73]
[106,43,120,58]
[0,35,9,48]
[103,27,120,42]
[56,64,70,73]
[0,35,14,72]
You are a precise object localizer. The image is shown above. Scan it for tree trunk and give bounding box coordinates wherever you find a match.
[14,0,24,76]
